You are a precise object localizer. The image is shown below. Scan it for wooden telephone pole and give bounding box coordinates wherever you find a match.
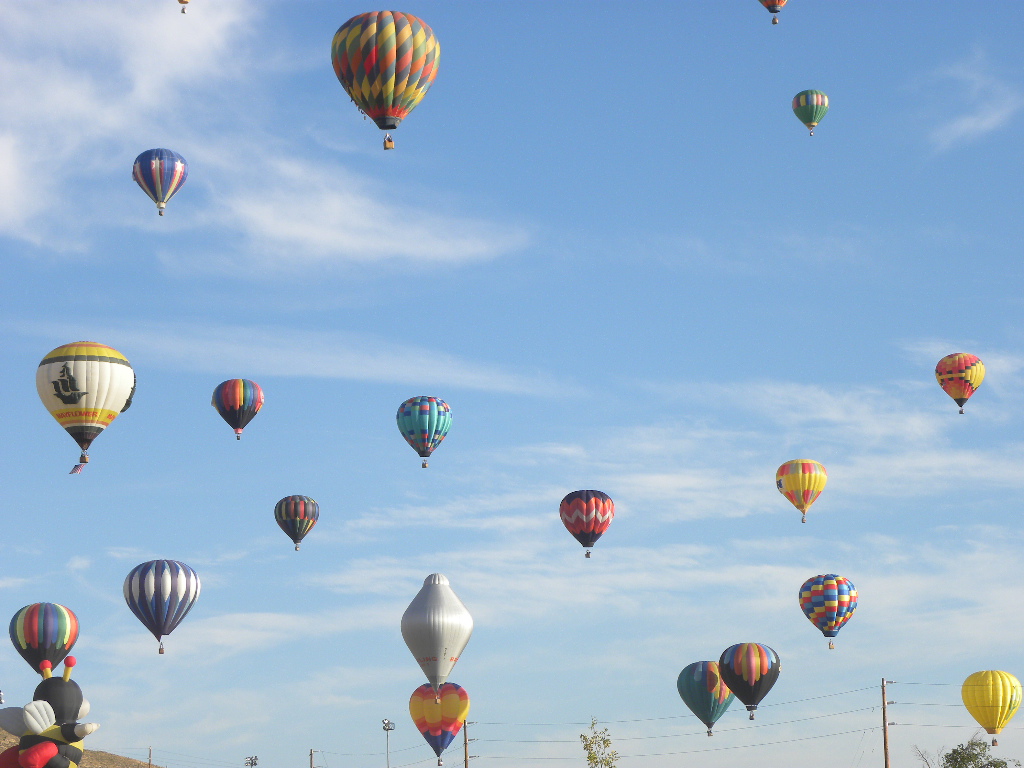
[882,678,891,768]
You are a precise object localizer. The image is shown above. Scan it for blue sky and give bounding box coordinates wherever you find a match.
[2,2,1024,767]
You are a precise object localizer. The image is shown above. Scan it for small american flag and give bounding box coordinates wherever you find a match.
[69,464,84,475]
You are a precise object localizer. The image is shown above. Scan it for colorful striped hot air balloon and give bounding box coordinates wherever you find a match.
[123,560,201,654]
[36,342,136,472]
[9,603,79,675]
[274,495,319,551]
[718,643,781,719]
[410,682,470,765]
[758,0,787,24]
[212,379,264,439]
[397,396,451,468]
[798,574,857,649]
[962,671,1022,746]
[935,353,985,414]
[559,490,615,558]
[677,661,735,736]
[792,90,829,135]
[331,11,440,149]
[776,460,827,523]
[132,148,188,215]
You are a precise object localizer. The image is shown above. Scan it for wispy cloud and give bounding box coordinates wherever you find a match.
[9,319,574,396]
[926,51,1024,151]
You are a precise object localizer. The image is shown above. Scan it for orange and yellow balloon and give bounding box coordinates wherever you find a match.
[776,460,827,523]
[962,670,1021,746]
[935,353,984,414]
[410,682,469,765]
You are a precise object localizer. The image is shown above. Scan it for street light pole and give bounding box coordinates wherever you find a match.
[383,718,396,768]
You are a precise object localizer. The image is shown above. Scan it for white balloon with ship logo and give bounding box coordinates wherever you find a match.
[401,574,473,696]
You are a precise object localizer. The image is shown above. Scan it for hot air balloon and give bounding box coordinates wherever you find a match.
[776,460,827,523]
[792,90,829,135]
[559,490,614,558]
[212,379,264,439]
[410,682,470,766]
[401,574,473,697]
[274,495,319,551]
[758,0,787,24]
[718,643,781,719]
[962,671,1022,746]
[935,353,985,414]
[36,342,136,473]
[9,604,79,675]
[123,560,201,654]
[132,148,188,215]
[798,574,857,649]
[331,11,440,150]
[677,661,735,736]
[397,396,451,468]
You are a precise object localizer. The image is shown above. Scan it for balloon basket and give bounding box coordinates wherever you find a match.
[993,738,999,747]
[960,407,966,414]
[422,459,429,468]
[585,550,591,559]
[80,452,90,464]
[383,133,395,150]
[772,16,778,24]
[706,729,713,737]
[158,643,165,655]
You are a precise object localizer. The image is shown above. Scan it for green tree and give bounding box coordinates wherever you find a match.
[914,736,1022,768]
[580,718,619,768]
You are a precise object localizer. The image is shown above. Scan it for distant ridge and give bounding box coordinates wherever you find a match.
[0,732,165,768]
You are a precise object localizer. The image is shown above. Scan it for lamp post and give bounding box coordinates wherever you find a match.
[383,718,396,768]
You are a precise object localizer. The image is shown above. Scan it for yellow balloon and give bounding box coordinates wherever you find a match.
[775,459,827,523]
[962,670,1022,746]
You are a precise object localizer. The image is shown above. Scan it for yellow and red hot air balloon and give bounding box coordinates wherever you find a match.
[935,353,985,414]
[962,670,1022,746]
[776,460,827,523]
[36,342,136,473]
[410,682,470,766]
[331,11,440,150]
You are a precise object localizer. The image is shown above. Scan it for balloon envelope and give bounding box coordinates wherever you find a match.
[124,560,201,650]
[396,396,451,464]
[212,379,264,438]
[9,603,79,675]
[792,90,829,133]
[677,661,734,735]
[401,574,473,694]
[133,148,188,214]
[410,682,470,760]
[935,353,984,411]
[776,460,827,522]
[718,643,781,717]
[36,341,135,462]
[798,574,857,645]
[962,671,1022,741]
[559,490,614,552]
[331,11,440,131]
[274,495,319,550]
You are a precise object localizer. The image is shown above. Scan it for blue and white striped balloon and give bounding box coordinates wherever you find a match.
[123,559,201,653]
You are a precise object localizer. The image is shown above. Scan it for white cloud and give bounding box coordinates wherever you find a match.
[926,51,1024,151]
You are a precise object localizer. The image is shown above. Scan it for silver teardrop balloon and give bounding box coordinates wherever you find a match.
[401,573,474,694]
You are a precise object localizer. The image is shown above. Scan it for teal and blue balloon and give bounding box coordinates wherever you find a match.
[397,396,451,468]
[677,661,735,736]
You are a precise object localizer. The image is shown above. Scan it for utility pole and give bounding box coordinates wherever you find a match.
[309,749,314,768]
[148,747,152,768]
[882,678,891,768]
[463,721,477,768]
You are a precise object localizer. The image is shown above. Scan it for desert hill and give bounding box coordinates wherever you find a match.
[0,732,163,768]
